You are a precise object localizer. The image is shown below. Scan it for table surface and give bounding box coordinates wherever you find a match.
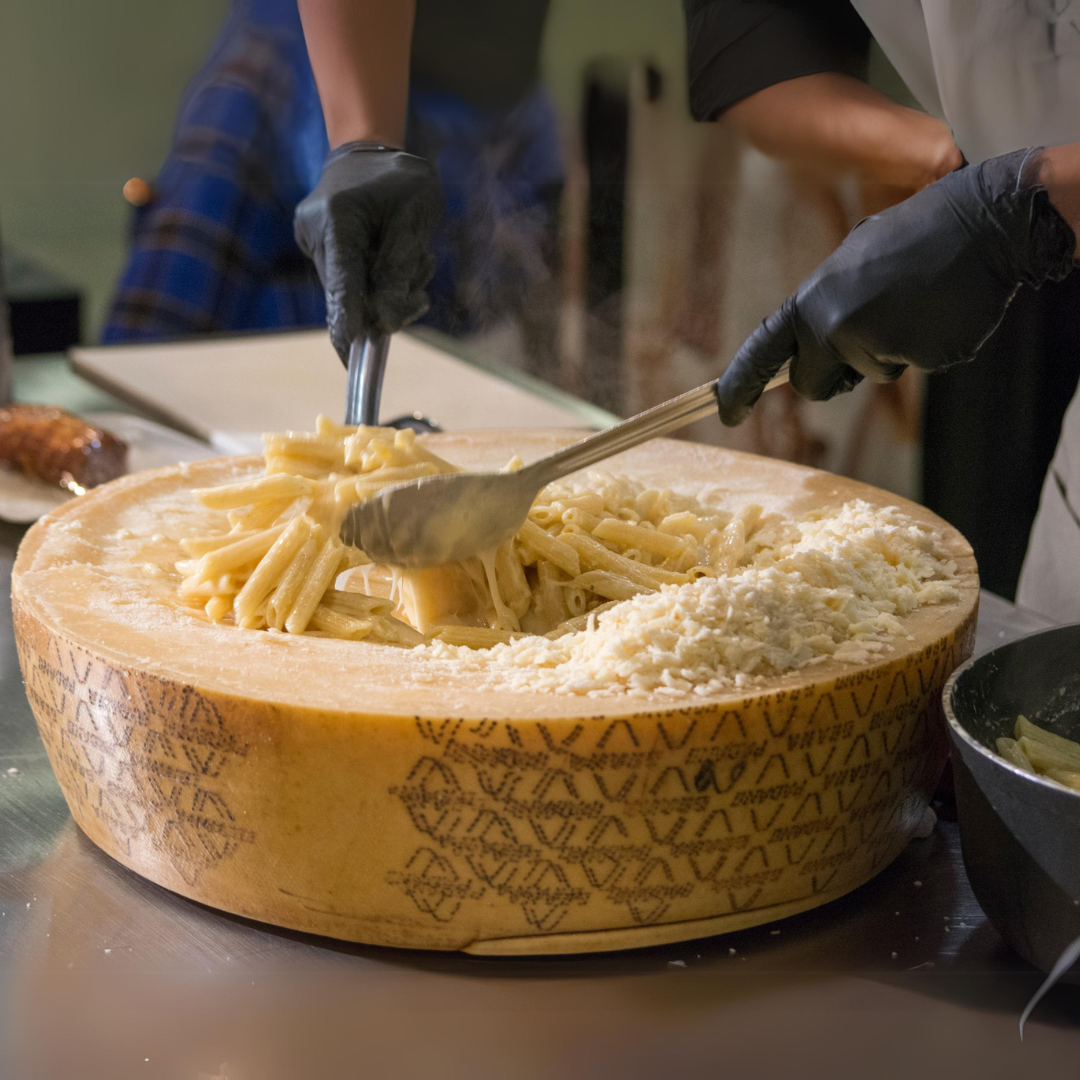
[0,360,1077,1079]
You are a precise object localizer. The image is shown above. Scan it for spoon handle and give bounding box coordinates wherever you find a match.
[345,335,391,426]
[527,360,791,486]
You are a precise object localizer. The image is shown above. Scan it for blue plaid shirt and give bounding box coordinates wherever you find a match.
[103,0,563,345]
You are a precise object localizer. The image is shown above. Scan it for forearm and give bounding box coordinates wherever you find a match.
[297,0,415,148]
[723,73,961,190]
[1036,143,1080,257]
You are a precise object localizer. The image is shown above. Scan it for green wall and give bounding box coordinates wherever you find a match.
[541,0,687,118]
[0,0,228,339]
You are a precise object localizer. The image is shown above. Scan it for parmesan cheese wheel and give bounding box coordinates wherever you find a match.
[12,432,978,953]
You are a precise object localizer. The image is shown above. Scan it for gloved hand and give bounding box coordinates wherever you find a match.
[716,147,1078,426]
[294,142,442,363]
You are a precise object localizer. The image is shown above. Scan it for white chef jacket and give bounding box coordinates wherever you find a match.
[852,0,1080,621]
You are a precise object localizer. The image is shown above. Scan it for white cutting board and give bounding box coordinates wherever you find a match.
[71,330,608,453]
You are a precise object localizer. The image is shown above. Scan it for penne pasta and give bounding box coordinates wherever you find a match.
[284,538,345,635]
[334,462,442,503]
[495,537,532,618]
[228,497,296,533]
[997,716,1080,791]
[561,530,684,589]
[308,604,376,641]
[592,517,689,559]
[263,433,346,464]
[565,587,588,617]
[180,531,259,557]
[1018,735,1080,775]
[322,589,396,619]
[635,489,662,520]
[180,571,245,599]
[233,516,313,623]
[659,511,703,540]
[528,505,561,528]
[315,414,359,439]
[571,569,648,602]
[265,455,332,480]
[561,508,603,531]
[266,537,318,630]
[544,600,619,637]
[303,488,344,535]
[736,503,764,537]
[996,736,1035,774]
[337,545,372,570]
[341,424,390,455]
[370,614,428,647]
[1017,736,1080,775]
[195,524,287,581]
[193,474,312,510]
[709,519,745,575]
[553,494,606,517]
[354,440,396,472]
[1016,714,1080,759]
[1044,768,1080,792]
[204,595,232,622]
[517,519,581,577]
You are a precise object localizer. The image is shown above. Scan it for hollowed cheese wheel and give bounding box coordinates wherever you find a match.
[12,432,978,954]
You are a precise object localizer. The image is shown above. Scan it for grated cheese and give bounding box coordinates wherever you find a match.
[418,500,962,697]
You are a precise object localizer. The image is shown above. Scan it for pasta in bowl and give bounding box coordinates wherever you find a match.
[12,428,978,952]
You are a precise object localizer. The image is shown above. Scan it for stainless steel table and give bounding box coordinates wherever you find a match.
[0,362,1077,1079]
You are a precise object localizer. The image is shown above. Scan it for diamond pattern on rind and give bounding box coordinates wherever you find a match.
[610,857,689,926]
[688,849,732,883]
[515,861,579,932]
[393,756,467,842]
[16,619,255,887]
[15,595,971,942]
[389,847,481,923]
[364,613,968,936]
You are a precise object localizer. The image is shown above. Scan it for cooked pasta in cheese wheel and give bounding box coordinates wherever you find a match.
[12,431,979,953]
[175,418,967,689]
[179,417,725,641]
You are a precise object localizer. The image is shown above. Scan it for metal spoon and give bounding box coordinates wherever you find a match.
[344,335,441,431]
[340,362,790,568]
[344,335,389,426]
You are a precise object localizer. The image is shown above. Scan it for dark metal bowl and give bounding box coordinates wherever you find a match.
[943,623,1080,975]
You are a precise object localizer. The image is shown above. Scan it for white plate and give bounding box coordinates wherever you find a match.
[0,413,217,524]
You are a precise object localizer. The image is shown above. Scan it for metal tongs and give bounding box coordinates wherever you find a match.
[344,334,440,431]
[339,360,791,568]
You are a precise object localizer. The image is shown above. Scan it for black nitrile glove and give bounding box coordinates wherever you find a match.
[716,147,1077,426]
[294,142,442,362]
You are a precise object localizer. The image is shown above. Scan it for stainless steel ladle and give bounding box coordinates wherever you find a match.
[340,360,791,567]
